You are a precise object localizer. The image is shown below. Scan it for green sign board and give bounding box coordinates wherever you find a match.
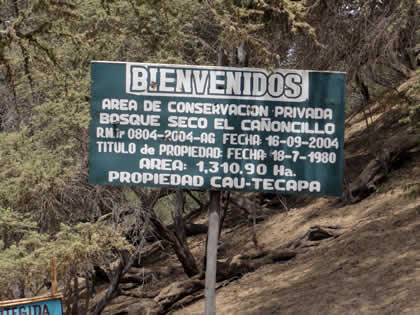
[89,61,345,196]
[0,298,62,315]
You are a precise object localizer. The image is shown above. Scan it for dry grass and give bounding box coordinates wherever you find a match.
[173,79,420,315]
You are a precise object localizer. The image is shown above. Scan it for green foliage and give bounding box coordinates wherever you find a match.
[154,195,175,224]
[0,206,37,249]
[399,74,420,129]
[54,222,133,271]
[0,231,49,299]
[0,130,78,211]
[399,103,420,126]
[0,208,131,299]
[154,191,206,224]
[0,0,417,302]
[402,182,420,199]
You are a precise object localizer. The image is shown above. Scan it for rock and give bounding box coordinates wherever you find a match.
[101,296,138,315]
[127,299,162,315]
[102,297,162,315]
[121,286,160,299]
[247,214,269,223]
[120,282,138,290]
[154,279,204,308]
[121,270,156,284]
[307,229,333,241]
[269,249,297,263]
[228,254,252,274]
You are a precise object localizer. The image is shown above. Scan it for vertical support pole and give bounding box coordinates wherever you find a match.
[50,257,57,296]
[205,191,221,315]
[204,47,228,315]
[204,47,227,315]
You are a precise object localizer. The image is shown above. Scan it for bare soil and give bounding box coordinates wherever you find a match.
[101,76,420,315]
[174,188,420,314]
[173,85,420,315]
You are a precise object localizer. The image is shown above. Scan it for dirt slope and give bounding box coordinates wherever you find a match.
[172,83,420,314]
[99,76,420,315]
[174,189,420,314]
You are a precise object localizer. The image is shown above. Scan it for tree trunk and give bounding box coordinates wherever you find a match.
[92,255,127,315]
[17,280,25,299]
[71,277,79,315]
[133,188,199,277]
[82,272,92,315]
[218,191,230,240]
[185,223,208,236]
[347,135,419,203]
[174,189,187,244]
[149,212,199,277]
[92,190,159,315]
[355,73,369,103]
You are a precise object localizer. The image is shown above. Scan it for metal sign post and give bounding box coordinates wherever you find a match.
[205,49,229,315]
[204,190,221,315]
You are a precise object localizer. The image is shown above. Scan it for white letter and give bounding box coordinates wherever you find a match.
[252,72,267,96]
[209,70,225,94]
[176,69,192,93]
[160,68,175,92]
[108,171,120,182]
[131,67,148,91]
[102,99,111,110]
[268,73,284,97]
[226,71,242,95]
[284,73,302,98]
[192,70,209,94]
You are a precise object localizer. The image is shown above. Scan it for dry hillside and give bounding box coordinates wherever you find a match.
[97,74,420,315]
